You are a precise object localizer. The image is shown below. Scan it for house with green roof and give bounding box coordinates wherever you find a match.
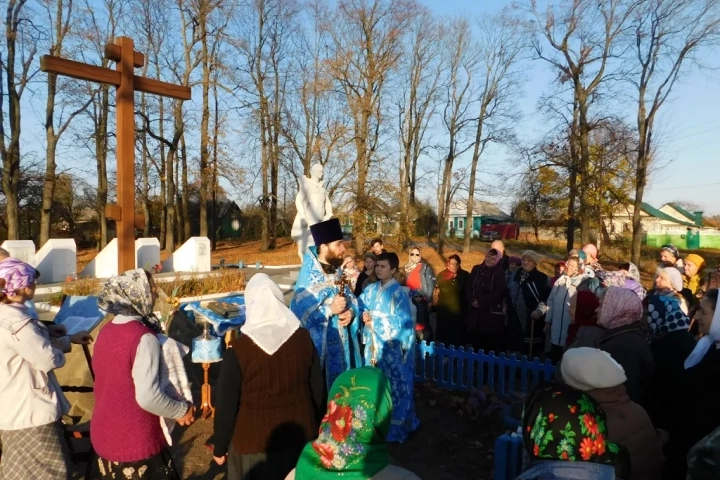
[604,201,720,249]
[658,203,704,227]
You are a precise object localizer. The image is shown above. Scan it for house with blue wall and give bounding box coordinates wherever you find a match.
[444,200,512,238]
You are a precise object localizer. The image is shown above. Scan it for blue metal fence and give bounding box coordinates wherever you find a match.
[414,341,556,399]
[413,342,558,480]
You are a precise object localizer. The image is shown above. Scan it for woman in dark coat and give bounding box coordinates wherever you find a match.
[505,250,549,357]
[595,286,654,406]
[212,274,326,480]
[667,288,720,480]
[644,287,696,457]
[433,254,469,347]
[465,249,506,353]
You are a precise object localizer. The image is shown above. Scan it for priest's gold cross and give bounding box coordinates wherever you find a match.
[40,37,191,272]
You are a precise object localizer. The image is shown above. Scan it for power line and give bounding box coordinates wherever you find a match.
[651,180,720,191]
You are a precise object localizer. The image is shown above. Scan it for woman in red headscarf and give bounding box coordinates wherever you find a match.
[565,290,601,348]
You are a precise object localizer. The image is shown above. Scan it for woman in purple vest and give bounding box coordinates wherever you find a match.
[91,269,195,479]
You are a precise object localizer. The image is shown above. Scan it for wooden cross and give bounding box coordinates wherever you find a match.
[40,37,191,272]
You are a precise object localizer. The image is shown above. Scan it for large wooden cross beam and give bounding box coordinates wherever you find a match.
[41,37,191,272]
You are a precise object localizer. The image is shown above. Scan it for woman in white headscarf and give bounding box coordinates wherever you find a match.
[212,274,326,480]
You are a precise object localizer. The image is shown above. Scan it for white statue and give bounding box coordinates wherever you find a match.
[291,163,334,259]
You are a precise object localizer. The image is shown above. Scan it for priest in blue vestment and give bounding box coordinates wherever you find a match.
[359,251,420,442]
[290,218,361,389]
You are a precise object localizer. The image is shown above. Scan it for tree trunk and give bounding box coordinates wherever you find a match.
[399,148,410,249]
[436,145,455,255]
[165,102,182,253]
[158,97,167,249]
[140,116,151,238]
[353,118,369,253]
[566,167,578,252]
[577,94,592,245]
[41,92,58,246]
[0,0,26,240]
[632,124,650,265]
[181,131,190,242]
[210,78,220,250]
[199,24,210,238]
[96,86,110,249]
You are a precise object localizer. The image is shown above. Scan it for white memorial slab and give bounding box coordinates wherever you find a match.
[79,239,118,279]
[136,237,161,271]
[1,240,36,267]
[162,236,211,273]
[36,239,77,283]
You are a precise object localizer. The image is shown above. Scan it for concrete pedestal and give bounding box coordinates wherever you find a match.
[36,239,76,284]
[136,237,161,272]
[162,237,211,273]
[79,239,118,278]
[1,240,36,266]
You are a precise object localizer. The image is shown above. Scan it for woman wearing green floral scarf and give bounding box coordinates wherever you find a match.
[517,382,630,480]
[286,367,421,480]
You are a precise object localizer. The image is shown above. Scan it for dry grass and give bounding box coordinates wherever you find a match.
[48,268,246,305]
[47,277,103,306]
[158,268,246,298]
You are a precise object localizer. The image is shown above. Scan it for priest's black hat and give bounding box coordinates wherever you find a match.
[310,218,344,247]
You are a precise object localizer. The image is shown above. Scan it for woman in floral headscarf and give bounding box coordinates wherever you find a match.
[287,367,421,480]
[618,262,647,300]
[0,258,92,480]
[595,287,654,405]
[517,382,627,480]
[91,269,195,480]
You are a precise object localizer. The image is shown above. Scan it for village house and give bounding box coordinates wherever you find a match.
[603,202,720,249]
[443,199,515,239]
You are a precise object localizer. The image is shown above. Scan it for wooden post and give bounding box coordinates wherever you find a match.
[116,37,136,272]
[40,37,191,272]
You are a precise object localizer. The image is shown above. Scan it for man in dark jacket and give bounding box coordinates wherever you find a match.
[466,249,506,353]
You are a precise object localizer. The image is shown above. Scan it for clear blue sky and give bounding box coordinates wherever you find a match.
[18,0,720,218]
[424,0,720,216]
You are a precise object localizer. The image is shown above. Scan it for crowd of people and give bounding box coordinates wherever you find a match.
[2,230,720,479]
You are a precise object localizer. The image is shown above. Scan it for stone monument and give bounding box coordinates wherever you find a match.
[80,239,119,279]
[291,163,333,259]
[1,240,37,267]
[36,239,77,283]
[136,237,161,271]
[162,236,211,273]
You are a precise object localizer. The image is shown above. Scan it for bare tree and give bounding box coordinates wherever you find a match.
[628,0,720,263]
[0,0,39,239]
[280,0,353,199]
[39,0,93,246]
[396,6,443,248]
[326,0,414,252]
[197,0,229,240]
[77,0,128,249]
[528,0,638,246]
[436,16,477,254]
[462,11,526,253]
[232,0,298,250]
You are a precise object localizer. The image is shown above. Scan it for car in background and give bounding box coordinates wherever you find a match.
[480,230,502,242]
